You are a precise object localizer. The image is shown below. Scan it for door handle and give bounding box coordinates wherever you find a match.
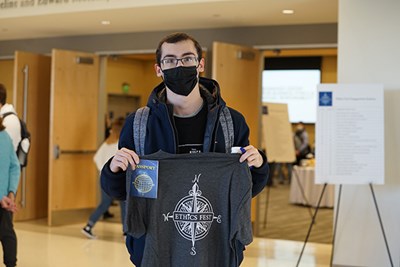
[60,150,97,154]
[20,65,29,208]
[53,145,96,159]
[54,144,60,159]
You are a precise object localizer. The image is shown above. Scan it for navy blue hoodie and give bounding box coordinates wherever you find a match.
[101,77,269,266]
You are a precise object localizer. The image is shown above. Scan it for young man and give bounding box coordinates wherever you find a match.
[101,32,269,266]
[0,84,21,152]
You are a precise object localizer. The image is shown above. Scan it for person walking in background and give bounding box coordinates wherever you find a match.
[0,84,21,152]
[0,116,21,267]
[101,32,269,266]
[294,121,311,165]
[81,117,127,239]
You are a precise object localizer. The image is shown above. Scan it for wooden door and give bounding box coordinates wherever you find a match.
[212,42,262,146]
[48,49,99,225]
[13,51,51,221]
[0,59,14,101]
[212,42,262,234]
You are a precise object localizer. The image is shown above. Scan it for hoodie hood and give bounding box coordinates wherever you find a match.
[0,103,17,115]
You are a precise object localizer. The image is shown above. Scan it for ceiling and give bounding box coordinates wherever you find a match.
[0,0,338,41]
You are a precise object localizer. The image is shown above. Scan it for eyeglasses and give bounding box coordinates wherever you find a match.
[161,56,198,69]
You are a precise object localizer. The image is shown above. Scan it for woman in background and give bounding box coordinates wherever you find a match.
[81,117,126,239]
[0,116,21,267]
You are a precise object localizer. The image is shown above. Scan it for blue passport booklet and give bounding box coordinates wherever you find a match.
[127,159,159,199]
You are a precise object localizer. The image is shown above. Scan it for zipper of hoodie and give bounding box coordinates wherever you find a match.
[163,103,178,154]
[207,105,222,152]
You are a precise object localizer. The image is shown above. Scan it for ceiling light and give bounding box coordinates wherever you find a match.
[282,9,294,15]
[101,20,111,25]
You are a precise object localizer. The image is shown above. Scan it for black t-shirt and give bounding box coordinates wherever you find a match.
[174,102,207,154]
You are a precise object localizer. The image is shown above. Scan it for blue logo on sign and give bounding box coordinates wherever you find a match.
[319,92,332,106]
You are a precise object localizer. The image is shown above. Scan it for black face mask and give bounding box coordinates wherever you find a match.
[162,66,198,96]
[295,129,304,136]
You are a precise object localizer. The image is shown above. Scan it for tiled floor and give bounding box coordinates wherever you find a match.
[3,219,332,267]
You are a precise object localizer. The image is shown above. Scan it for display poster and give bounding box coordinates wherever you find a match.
[261,102,296,163]
[315,84,384,184]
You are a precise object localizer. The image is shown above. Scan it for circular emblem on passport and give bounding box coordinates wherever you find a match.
[133,174,154,194]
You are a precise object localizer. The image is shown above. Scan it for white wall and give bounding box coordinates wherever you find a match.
[336,1,400,266]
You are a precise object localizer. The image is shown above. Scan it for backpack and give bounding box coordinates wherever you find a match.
[133,106,234,156]
[2,112,31,167]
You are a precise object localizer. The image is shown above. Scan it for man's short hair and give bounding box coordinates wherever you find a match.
[0,83,7,105]
[155,32,203,65]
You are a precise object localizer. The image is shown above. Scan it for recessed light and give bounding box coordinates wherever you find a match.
[101,20,111,25]
[282,9,294,15]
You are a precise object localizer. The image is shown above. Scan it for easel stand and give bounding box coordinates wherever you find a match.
[369,183,394,267]
[295,183,327,267]
[263,163,313,229]
[330,184,342,266]
[263,161,276,229]
[296,183,394,267]
[263,184,271,229]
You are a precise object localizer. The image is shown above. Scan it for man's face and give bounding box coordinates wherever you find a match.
[155,40,204,77]
[296,123,304,133]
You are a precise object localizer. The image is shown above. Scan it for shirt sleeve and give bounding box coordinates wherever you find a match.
[230,108,269,197]
[8,141,21,194]
[230,163,253,247]
[126,197,147,238]
[125,167,147,238]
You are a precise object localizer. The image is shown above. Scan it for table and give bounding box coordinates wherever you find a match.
[289,166,335,208]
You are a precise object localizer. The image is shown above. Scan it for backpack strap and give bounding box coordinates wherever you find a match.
[219,106,234,153]
[133,106,150,156]
[2,111,17,118]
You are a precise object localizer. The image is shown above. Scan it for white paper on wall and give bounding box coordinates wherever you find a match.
[315,84,384,184]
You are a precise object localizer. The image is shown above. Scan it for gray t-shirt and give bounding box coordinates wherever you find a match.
[126,151,253,267]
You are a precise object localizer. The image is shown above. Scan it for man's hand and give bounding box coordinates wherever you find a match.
[110,147,140,173]
[1,196,17,213]
[239,145,263,168]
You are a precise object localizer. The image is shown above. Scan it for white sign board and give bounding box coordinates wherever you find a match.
[261,103,296,163]
[315,84,384,184]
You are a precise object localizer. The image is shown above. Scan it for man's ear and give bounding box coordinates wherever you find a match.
[154,64,163,77]
[198,58,205,73]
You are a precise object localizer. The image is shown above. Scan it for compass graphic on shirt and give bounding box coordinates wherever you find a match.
[162,174,222,256]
